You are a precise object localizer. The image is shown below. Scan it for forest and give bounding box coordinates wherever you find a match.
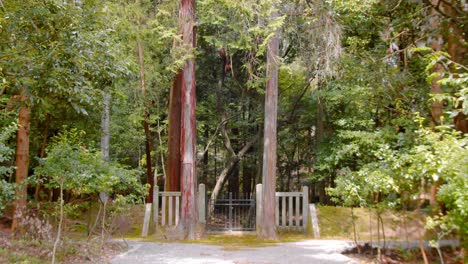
[0,0,467,263]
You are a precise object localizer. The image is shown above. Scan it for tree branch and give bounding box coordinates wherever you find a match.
[422,0,452,20]
[208,131,260,215]
[196,119,226,163]
[288,83,311,122]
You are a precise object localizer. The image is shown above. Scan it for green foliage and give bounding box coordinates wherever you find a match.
[425,130,467,240]
[412,46,468,116]
[0,179,15,216]
[315,1,467,245]
[33,128,147,200]
[0,122,17,215]
[1,1,123,105]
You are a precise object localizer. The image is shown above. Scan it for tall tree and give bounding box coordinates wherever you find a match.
[1,1,130,232]
[166,73,182,191]
[138,35,155,202]
[101,93,111,162]
[11,90,30,232]
[178,0,199,239]
[259,5,279,240]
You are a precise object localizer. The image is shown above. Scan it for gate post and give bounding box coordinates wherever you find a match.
[153,185,159,232]
[198,183,206,224]
[302,186,309,231]
[256,184,263,232]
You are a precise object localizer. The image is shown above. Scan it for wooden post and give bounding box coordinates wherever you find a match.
[153,185,159,231]
[309,204,320,238]
[162,196,166,226]
[295,195,300,227]
[169,196,173,225]
[256,184,262,232]
[142,203,152,237]
[302,186,309,231]
[275,195,279,226]
[198,184,206,224]
[281,196,286,227]
[175,195,180,225]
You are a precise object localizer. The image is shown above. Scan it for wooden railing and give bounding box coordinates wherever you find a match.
[142,184,205,236]
[255,184,309,231]
[275,186,308,230]
[154,186,181,227]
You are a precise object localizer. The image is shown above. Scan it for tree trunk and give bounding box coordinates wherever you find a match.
[101,93,111,161]
[11,92,31,233]
[242,161,253,196]
[209,134,259,215]
[259,9,279,240]
[201,128,209,184]
[35,114,50,201]
[137,40,155,203]
[166,72,183,191]
[51,178,64,264]
[228,129,240,196]
[429,0,444,126]
[444,2,468,133]
[316,96,325,142]
[156,119,167,184]
[216,48,235,157]
[228,166,239,195]
[179,0,198,239]
[143,118,154,203]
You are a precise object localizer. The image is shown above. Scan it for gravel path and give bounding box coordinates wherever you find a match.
[111,240,357,264]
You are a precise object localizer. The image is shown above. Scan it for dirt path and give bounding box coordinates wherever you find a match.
[111,240,357,264]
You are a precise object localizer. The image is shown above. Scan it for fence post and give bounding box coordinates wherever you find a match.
[302,186,309,231]
[256,184,262,232]
[198,183,206,224]
[142,203,152,237]
[310,203,320,238]
[275,194,279,226]
[153,185,159,232]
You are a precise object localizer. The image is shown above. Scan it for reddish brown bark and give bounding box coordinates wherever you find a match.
[179,0,198,239]
[166,72,182,192]
[11,93,31,233]
[259,10,279,240]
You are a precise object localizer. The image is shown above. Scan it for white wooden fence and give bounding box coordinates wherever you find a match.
[143,183,309,236]
[275,186,309,230]
[255,184,309,231]
[154,186,181,227]
[142,184,205,236]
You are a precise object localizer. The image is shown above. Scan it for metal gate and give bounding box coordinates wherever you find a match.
[207,192,255,231]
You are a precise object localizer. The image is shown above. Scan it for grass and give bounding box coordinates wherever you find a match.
[0,238,51,264]
[316,205,426,241]
[123,226,311,250]
[185,231,310,250]
[185,234,277,250]
[122,205,428,245]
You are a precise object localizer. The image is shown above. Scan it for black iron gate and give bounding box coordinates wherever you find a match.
[207,192,255,231]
